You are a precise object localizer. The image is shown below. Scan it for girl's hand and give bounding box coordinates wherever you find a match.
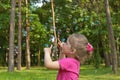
[57,39,65,53]
[44,45,53,54]
[57,39,66,59]
[57,38,63,49]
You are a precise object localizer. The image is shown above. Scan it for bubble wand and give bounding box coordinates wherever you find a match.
[51,0,58,60]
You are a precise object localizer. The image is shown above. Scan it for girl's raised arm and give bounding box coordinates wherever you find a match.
[44,45,60,69]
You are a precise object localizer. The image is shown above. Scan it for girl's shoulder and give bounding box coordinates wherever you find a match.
[59,58,80,64]
[58,58,80,71]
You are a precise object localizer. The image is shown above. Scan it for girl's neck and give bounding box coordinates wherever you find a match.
[66,54,75,58]
[66,54,79,61]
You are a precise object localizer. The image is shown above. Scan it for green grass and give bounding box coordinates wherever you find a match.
[80,65,120,80]
[0,65,120,80]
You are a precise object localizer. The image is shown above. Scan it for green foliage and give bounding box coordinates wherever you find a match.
[0,0,10,11]
[0,1,10,60]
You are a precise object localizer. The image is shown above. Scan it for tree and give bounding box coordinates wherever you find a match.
[17,0,22,70]
[8,0,16,72]
[104,0,118,74]
[26,0,31,69]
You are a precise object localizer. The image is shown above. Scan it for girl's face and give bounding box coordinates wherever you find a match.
[62,41,72,55]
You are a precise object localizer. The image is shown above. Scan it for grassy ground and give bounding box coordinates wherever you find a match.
[0,65,120,80]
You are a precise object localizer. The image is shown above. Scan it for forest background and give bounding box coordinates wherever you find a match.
[0,0,120,74]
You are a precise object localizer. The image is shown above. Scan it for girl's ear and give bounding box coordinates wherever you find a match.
[70,49,76,54]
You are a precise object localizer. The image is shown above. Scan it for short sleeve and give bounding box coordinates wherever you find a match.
[59,58,70,70]
[58,58,79,71]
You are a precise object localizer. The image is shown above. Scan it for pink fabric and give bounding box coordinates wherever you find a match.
[57,58,80,80]
[87,43,94,52]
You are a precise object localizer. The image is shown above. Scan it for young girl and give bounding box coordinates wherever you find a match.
[44,33,93,80]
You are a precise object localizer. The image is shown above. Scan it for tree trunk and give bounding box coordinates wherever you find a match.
[38,38,41,66]
[37,47,40,66]
[116,38,120,67]
[17,0,22,70]
[26,0,30,69]
[8,0,16,72]
[104,0,118,74]
[104,52,110,67]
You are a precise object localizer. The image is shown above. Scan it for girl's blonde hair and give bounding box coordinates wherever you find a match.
[67,33,92,63]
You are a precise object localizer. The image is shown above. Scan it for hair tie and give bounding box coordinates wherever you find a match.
[87,43,94,52]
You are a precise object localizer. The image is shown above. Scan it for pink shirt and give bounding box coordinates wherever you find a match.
[57,58,80,80]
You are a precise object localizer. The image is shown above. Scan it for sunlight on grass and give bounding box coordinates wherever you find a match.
[0,65,120,80]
